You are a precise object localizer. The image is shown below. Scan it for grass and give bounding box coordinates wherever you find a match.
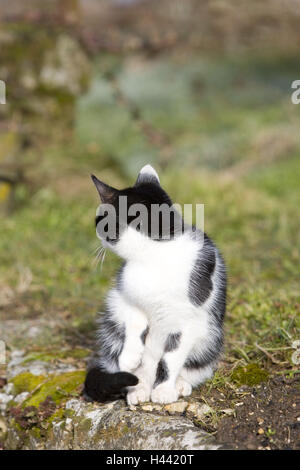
[1,52,299,375]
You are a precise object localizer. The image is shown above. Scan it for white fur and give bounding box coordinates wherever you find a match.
[139,164,160,183]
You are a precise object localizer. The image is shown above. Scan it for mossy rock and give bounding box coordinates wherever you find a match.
[23,371,85,408]
[231,363,269,387]
[21,348,89,365]
[10,370,85,408]
[11,372,46,395]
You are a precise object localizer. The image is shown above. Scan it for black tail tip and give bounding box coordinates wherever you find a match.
[118,371,138,387]
[83,367,138,403]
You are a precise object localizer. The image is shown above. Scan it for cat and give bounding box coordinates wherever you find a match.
[84,165,226,404]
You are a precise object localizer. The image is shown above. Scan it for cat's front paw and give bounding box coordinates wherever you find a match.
[151,383,179,404]
[126,382,151,405]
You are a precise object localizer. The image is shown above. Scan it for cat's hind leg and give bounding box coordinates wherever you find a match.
[175,376,192,397]
[176,362,215,398]
[175,363,216,398]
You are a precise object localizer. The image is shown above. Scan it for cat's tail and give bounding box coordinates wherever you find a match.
[83,366,138,403]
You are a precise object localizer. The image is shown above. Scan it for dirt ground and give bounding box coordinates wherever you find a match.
[208,375,300,450]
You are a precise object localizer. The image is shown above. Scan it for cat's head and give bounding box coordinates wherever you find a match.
[91,165,184,259]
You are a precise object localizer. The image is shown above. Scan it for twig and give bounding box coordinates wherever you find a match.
[255,342,282,364]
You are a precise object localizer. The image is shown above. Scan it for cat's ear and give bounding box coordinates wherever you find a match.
[91,175,119,203]
[135,164,160,186]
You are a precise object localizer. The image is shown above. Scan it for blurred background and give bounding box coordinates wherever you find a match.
[0,0,299,381]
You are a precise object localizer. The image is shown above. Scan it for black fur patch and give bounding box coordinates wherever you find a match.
[211,252,227,326]
[83,367,138,403]
[141,326,149,345]
[154,359,169,388]
[164,332,181,352]
[184,356,209,369]
[188,233,216,307]
[184,334,224,370]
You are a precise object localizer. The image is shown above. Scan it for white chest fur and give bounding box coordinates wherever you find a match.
[118,232,199,316]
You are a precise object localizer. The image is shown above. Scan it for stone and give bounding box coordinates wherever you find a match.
[186,403,213,420]
[140,403,163,412]
[164,401,188,415]
[0,392,14,412]
[1,353,221,450]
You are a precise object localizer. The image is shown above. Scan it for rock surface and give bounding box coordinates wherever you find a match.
[0,351,221,450]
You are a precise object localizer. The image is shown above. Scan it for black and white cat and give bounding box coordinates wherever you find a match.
[84,165,226,405]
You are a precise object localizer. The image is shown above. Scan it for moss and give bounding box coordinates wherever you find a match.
[10,418,23,433]
[21,348,89,365]
[22,370,85,408]
[11,372,46,395]
[78,418,92,433]
[21,353,56,364]
[46,408,65,425]
[65,408,75,419]
[97,423,135,441]
[231,364,269,386]
[47,407,75,426]
[7,399,17,409]
[30,427,41,439]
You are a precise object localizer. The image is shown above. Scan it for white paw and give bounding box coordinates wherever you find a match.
[151,383,179,404]
[176,377,192,397]
[119,352,142,373]
[126,382,151,405]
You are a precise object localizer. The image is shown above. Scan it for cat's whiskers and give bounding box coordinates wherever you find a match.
[92,245,101,255]
[99,248,106,272]
[92,246,104,268]
[91,245,107,272]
